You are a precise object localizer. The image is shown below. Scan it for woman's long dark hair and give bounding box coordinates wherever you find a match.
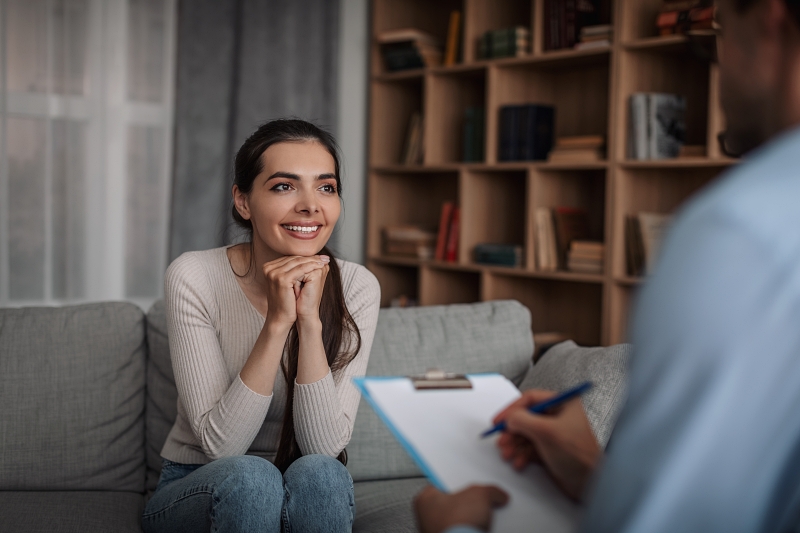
[231,118,362,472]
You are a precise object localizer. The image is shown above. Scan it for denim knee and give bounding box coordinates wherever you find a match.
[282,454,354,532]
[209,455,283,514]
[283,453,353,493]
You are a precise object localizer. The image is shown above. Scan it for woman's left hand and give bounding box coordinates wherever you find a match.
[294,255,330,325]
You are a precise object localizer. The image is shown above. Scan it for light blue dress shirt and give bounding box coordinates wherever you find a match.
[447,126,800,533]
[582,126,800,532]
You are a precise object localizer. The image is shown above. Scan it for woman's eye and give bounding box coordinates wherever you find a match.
[320,184,337,193]
[271,183,292,192]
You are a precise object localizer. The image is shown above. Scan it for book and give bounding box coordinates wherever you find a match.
[535,208,558,272]
[547,148,604,163]
[648,93,686,159]
[574,39,611,50]
[519,105,555,161]
[552,207,591,269]
[444,11,462,66]
[498,104,555,162]
[628,93,686,160]
[402,112,424,164]
[463,107,485,162]
[477,27,530,60]
[555,135,605,149]
[638,212,673,275]
[383,225,437,260]
[498,105,522,161]
[624,212,673,276]
[444,207,460,262]
[548,135,605,163]
[435,202,455,261]
[378,29,442,71]
[377,28,439,46]
[474,243,523,268]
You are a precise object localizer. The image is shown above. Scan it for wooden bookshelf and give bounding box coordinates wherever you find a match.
[366,0,733,346]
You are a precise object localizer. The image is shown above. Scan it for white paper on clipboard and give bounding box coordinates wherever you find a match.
[353,373,582,533]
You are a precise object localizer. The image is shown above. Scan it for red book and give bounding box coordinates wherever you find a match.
[445,207,460,262]
[435,202,454,261]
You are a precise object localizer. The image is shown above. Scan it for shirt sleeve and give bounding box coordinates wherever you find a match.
[165,253,273,460]
[293,265,381,457]
[580,207,800,532]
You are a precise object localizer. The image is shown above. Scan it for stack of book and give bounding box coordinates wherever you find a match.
[625,212,673,276]
[575,24,612,50]
[382,225,436,260]
[401,112,424,164]
[463,107,485,162]
[536,206,599,272]
[544,0,611,51]
[435,202,460,262]
[567,240,604,274]
[628,93,686,160]
[656,1,714,36]
[477,27,530,59]
[498,104,555,162]
[473,243,523,268]
[548,135,605,163]
[378,29,442,72]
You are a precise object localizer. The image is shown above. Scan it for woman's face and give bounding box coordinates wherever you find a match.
[234,140,341,258]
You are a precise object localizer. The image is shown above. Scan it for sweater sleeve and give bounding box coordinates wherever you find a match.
[165,253,273,460]
[293,264,381,457]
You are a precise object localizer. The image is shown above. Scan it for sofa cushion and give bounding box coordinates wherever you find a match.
[0,303,147,492]
[0,491,144,532]
[518,340,631,448]
[144,300,177,493]
[353,477,428,533]
[347,300,534,481]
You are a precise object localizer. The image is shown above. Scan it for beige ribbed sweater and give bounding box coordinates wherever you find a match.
[160,247,381,465]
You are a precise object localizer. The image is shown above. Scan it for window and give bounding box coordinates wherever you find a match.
[0,0,176,309]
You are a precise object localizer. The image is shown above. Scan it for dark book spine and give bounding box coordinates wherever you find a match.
[463,107,475,162]
[498,106,521,161]
[520,105,555,161]
[475,107,485,161]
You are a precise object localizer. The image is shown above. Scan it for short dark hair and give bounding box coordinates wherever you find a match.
[734,0,800,26]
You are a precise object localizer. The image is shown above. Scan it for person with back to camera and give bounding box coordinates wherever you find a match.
[416,0,800,531]
[141,118,380,533]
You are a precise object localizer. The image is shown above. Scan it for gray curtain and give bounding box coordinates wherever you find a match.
[169,0,340,261]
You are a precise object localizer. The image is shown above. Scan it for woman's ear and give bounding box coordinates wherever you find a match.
[232,185,251,220]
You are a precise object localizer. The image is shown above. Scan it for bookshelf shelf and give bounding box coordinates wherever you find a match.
[367,0,736,345]
[620,157,737,168]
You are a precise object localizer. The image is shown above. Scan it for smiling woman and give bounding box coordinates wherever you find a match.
[142,119,381,533]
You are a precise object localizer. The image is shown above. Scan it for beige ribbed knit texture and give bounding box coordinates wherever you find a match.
[160,247,380,465]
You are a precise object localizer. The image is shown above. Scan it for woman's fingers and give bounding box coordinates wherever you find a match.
[263,256,326,284]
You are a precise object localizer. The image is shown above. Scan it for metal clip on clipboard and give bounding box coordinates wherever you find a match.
[409,368,472,390]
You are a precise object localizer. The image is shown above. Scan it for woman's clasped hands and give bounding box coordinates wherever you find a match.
[261,254,330,328]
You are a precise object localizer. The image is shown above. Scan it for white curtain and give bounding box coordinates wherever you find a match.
[0,0,176,310]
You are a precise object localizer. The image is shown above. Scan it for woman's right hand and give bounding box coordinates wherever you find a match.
[262,255,328,328]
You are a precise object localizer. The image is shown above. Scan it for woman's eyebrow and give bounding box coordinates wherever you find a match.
[265,172,336,181]
[266,171,300,181]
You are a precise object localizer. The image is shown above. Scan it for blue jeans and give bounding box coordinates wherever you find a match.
[141,454,354,533]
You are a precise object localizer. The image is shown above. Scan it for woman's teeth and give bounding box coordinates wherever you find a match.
[283,225,319,233]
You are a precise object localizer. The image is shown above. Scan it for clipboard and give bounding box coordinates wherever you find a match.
[353,371,582,533]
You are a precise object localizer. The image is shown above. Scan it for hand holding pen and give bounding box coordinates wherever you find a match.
[488,383,602,502]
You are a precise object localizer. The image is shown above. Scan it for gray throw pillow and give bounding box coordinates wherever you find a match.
[518,340,631,448]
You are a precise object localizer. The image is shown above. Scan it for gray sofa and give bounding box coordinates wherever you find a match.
[0,299,527,532]
[0,299,629,532]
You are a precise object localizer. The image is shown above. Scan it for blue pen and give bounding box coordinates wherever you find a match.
[480,381,593,438]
